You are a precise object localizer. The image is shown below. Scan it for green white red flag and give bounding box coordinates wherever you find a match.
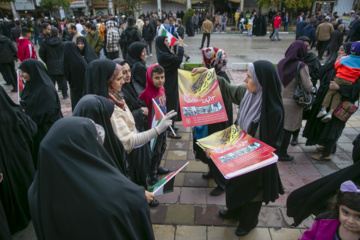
[150,98,165,152]
[159,25,177,46]
[17,70,25,104]
[148,162,189,196]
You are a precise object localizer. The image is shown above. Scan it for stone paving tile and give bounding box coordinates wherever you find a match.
[269,228,303,240]
[268,192,287,206]
[331,152,354,165]
[156,187,181,204]
[241,228,271,240]
[207,226,239,240]
[208,178,217,188]
[280,174,304,190]
[206,188,226,206]
[337,142,354,153]
[287,144,303,153]
[258,207,284,228]
[174,172,185,187]
[277,162,297,175]
[162,150,168,160]
[175,226,206,240]
[336,162,354,169]
[167,150,188,160]
[344,133,359,141]
[301,176,321,185]
[348,120,360,128]
[291,152,312,164]
[153,225,175,240]
[165,205,194,225]
[183,173,209,187]
[166,141,171,150]
[185,161,208,172]
[12,221,37,240]
[150,205,168,224]
[169,141,189,150]
[342,127,359,135]
[194,205,224,226]
[177,126,191,133]
[223,218,239,227]
[180,187,206,205]
[313,162,340,176]
[189,141,193,150]
[164,160,188,171]
[299,144,318,153]
[292,163,322,177]
[337,135,353,143]
[187,150,196,160]
[178,133,191,141]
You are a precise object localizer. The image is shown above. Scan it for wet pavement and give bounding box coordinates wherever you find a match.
[4,33,359,240]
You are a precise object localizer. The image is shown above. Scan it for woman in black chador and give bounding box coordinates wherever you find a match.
[28,117,155,240]
[19,59,62,166]
[76,36,98,63]
[0,86,37,237]
[62,41,87,110]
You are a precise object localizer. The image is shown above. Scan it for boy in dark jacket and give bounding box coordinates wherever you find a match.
[0,33,17,91]
[39,27,68,99]
[142,18,154,56]
[120,17,141,60]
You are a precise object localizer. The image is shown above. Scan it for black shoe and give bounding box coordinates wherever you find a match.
[210,186,224,196]
[63,95,69,99]
[199,47,203,50]
[202,171,212,179]
[278,154,294,162]
[11,88,17,92]
[185,56,190,62]
[157,166,170,174]
[174,127,179,131]
[168,132,182,139]
[149,199,159,207]
[290,136,298,146]
[235,220,258,237]
[219,209,238,220]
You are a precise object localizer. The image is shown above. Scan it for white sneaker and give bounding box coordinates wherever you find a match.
[149,54,153,57]
[317,109,327,118]
[321,113,332,123]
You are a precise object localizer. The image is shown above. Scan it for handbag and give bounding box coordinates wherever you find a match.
[293,62,315,109]
[333,100,359,122]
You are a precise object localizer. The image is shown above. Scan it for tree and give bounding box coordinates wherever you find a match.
[40,0,70,17]
[255,0,315,10]
[115,0,141,16]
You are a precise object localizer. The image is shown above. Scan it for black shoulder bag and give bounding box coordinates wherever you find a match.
[293,62,315,110]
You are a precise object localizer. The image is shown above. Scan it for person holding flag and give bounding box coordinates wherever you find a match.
[139,64,170,185]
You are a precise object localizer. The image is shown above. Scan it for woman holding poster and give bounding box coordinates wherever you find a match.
[192,60,284,237]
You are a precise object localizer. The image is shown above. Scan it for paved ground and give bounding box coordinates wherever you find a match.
[4,33,359,239]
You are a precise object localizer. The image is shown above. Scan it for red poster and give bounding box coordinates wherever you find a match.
[197,125,278,179]
[178,69,228,127]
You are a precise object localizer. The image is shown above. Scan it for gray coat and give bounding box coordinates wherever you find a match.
[282,65,313,131]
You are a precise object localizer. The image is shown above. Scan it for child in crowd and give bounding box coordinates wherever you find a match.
[317,41,360,122]
[300,180,360,239]
[17,27,37,62]
[139,65,169,185]
[247,16,253,36]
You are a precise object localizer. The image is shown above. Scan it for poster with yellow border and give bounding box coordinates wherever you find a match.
[178,68,228,127]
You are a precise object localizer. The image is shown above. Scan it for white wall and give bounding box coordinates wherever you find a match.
[333,0,354,15]
[140,2,187,14]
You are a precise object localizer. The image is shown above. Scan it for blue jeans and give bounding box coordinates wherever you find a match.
[272,28,280,40]
[33,34,39,45]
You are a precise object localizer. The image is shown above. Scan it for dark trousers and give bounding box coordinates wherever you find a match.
[144,40,153,55]
[33,34,39,45]
[269,26,275,38]
[107,51,119,60]
[227,201,262,231]
[317,40,330,59]
[278,129,293,156]
[0,65,10,85]
[0,62,16,88]
[201,33,210,48]
[149,134,166,177]
[50,74,68,98]
[292,128,300,139]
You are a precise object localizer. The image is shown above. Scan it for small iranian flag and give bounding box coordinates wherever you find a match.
[150,98,165,152]
[17,70,25,104]
[148,162,189,196]
[159,25,177,46]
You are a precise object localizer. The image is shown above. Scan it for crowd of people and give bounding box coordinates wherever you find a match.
[1,7,360,240]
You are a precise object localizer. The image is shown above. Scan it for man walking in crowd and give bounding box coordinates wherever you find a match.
[0,31,17,92]
[296,18,309,40]
[38,23,51,46]
[70,24,83,44]
[324,24,344,65]
[271,11,282,41]
[142,18,154,57]
[175,18,190,61]
[346,15,359,42]
[105,21,120,60]
[75,19,83,33]
[85,23,103,57]
[316,16,334,60]
[39,27,68,99]
[17,27,37,62]
[200,16,213,49]
[11,20,21,42]
[302,18,317,45]
[120,17,141,60]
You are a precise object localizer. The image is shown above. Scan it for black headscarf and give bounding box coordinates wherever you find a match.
[343,41,353,55]
[156,36,172,58]
[28,117,154,240]
[73,95,128,176]
[76,36,98,63]
[61,41,87,110]
[277,40,308,87]
[226,60,284,209]
[0,86,37,234]
[83,59,116,97]
[126,42,147,67]
[19,59,62,165]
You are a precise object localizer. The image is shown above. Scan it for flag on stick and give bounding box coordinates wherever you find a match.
[159,25,178,46]
[150,98,165,152]
[17,70,25,104]
[148,162,189,196]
